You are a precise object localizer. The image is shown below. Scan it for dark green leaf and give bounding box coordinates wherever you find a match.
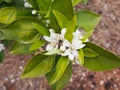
[84,42,120,71]
[21,54,56,78]
[10,42,33,54]
[82,0,89,5]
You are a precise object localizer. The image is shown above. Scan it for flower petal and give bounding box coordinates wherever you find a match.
[62,49,71,56]
[63,39,71,47]
[46,44,54,51]
[68,54,74,61]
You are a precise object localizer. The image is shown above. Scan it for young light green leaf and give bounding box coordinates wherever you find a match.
[0,51,5,63]
[32,23,49,36]
[84,42,120,71]
[44,49,60,55]
[51,62,72,90]
[83,48,100,57]
[78,49,84,65]
[10,42,33,54]
[50,56,69,85]
[1,18,41,44]
[65,15,77,41]
[72,0,81,6]
[30,40,45,51]
[52,10,69,28]
[21,54,56,78]
[76,10,101,32]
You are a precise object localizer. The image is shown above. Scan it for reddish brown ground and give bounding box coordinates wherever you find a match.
[0,0,120,90]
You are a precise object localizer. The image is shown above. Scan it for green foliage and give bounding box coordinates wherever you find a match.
[82,0,89,5]
[10,42,33,54]
[51,62,72,90]
[78,49,84,65]
[76,10,101,38]
[1,18,41,44]
[84,42,120,71]
[50,0,74,32]
[50,56,69,84]
[21,54,56,78]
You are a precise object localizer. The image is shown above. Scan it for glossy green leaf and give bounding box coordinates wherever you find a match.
[65,15,77,41]
[30,40,45,51]
[76,10,101,32]
[1,18,41,44]
[32,23,49,36]
[84,42,120,71]
[21,54,56,78]
[50,0,74,32]
[50,56,69,84]
[52,10,69,28]
[51,62,72,90]
[78,49,84,65]
[72,0,81,6]
[83,48,100,57]
[0,51,5,63]
[35,0,52,16]
[10,42,33,54]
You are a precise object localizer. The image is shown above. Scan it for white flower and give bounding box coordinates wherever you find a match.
[43,28,66,51]
[73,29,84,39]
[60,30,85,61]
[24,2,32,8]
[32,10,37,15]
[0,43,5,51]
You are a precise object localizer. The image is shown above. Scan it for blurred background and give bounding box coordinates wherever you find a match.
[0,0,120,90]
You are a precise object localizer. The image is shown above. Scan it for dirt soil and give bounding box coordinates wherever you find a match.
[0,0,120,90]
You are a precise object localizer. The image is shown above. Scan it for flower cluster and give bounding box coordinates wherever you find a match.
[43,28,85,64]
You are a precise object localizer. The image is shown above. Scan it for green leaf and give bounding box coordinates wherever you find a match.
[50,56,69,84]
[0,51,5,63]
[32,23,49,36]
[52,10,69,28]
[83,42,120,71]
[0,7,16,24]
[51,62,72,90]
[30,40,45,51]
[72,0,81,6]
[65,15,77,41]
[44,49,60,55]
[35,0,52,16]
[21,54,56,78]
[1,18,41,44]
[0,7,32,24]
[83,48,100,57]
[78,49,84,65]
[10,42,33,54]
[50,0,74,32]
[4,0,12,3]
[76,10,101,32]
